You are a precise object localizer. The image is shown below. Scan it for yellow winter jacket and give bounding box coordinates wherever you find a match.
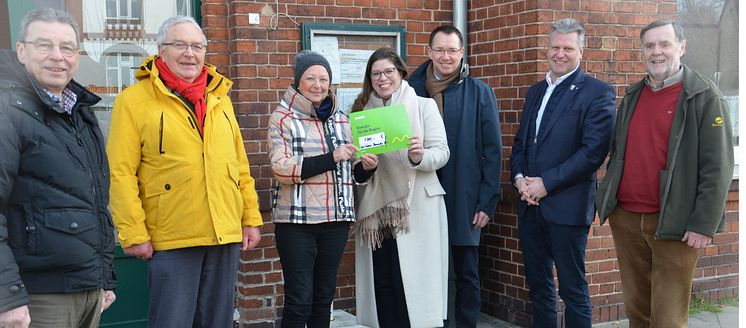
[107,55,262,250]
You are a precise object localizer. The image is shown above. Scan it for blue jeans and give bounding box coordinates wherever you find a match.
[518,207,591,328]
[275,222,351,328]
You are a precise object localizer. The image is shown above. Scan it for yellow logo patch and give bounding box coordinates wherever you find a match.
[712,116,724,127]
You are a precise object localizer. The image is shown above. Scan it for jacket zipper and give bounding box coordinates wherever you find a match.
[69,108,108,285]
[656,98,687,239]
[159,112,165,154]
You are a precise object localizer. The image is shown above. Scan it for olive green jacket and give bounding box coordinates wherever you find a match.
[596,65,734,239]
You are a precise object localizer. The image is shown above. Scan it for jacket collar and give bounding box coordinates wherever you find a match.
[136,55,233,98]
[626,65,709,99]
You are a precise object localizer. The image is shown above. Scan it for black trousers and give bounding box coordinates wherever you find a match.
[275,222,351,328]
[451,245,480,328]
[372,238,411,328]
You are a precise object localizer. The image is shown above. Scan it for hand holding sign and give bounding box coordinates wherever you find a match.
[350,104,413,155]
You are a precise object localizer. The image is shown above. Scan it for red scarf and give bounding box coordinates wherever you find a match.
[155,57,208,133]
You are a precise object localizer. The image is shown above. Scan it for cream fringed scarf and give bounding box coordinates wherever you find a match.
[354,80,422,249]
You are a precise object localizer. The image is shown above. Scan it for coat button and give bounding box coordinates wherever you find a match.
[9,285,19,293]
[16,100,22,105]
[164,184,171,190]
[69,222,79,230]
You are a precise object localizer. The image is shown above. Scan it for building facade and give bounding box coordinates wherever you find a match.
[0,0,738,327]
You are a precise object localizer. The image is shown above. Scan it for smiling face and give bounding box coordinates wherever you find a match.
[298,65,330,107]
[641,23,686,86]
[547,31,583,83]
[158,22,205,83]
[370,59,402,100]
[16,21,79,97]
[428,32,463,77]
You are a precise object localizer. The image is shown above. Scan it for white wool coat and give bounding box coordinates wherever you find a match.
[355,97,450,327]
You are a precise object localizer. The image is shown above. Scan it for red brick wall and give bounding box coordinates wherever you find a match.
[201,1,739,326]
[202,1,451,326]
[471,0,739,326]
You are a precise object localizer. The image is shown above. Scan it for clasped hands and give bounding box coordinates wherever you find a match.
[515,176,547,206]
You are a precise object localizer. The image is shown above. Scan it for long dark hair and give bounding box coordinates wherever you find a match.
[351,48,408,113]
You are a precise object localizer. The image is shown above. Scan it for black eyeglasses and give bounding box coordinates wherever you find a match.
[371,68,398,80]
[21,40,79,57]
[161,42,207,53]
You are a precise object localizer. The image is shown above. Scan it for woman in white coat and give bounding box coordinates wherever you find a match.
[351,48,450,328]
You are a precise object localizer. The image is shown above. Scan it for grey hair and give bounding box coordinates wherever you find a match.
[640,19,685,43]
[548,18,586,49]
[156,16,206,45]
[18,8,80,45]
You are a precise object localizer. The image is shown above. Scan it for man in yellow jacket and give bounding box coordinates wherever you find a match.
[107,16,262,328]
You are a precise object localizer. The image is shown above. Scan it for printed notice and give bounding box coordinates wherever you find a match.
[340,49,374,83]
[336,87,362,114]
[349,104,412,155]
[311,36,342,85]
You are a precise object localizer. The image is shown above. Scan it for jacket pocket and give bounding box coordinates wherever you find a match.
[143,165,193,238]
[6,205,30,254]
[228,163,240,188]
[144,165,192,197]
[28,209,100,269]
[424,183,446,197]
[225,163,243,221]
[597,159,623,219]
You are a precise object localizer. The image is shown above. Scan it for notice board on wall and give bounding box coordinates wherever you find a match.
[301,22,406,113]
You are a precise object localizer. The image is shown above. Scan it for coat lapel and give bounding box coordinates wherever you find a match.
[521,85,544,146]
[537,71,586,144]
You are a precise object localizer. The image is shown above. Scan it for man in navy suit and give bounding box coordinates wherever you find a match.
[510,18,615,327]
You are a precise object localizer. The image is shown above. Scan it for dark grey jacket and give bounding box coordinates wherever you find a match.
[596,65,734,239]
[0,49,116,313]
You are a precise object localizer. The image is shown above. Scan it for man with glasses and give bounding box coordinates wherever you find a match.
[107,16,263,327]
[596,19,733,327]
[510,18,615,327]
[0,8,116,328]
[409,25,502,328]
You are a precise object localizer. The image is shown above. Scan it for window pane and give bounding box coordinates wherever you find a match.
[677,0,739,146]
[177,0,191,16]
[131,0,141,19]
[120,0,128,17]
[106,0,117,17]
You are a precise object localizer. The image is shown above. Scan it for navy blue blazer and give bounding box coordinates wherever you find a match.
[510,70,616,226]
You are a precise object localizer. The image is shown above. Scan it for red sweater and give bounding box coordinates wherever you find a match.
[617,82,683,213]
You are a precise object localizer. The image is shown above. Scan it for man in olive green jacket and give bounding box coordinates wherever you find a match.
[595,19,733,328]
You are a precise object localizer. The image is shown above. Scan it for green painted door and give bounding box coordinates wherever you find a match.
[99,246,149,328]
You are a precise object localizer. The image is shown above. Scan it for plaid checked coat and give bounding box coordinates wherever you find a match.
[269,87,355,224]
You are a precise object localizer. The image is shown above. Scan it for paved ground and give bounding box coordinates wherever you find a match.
[331,305,739,327]
[593,305,739,328]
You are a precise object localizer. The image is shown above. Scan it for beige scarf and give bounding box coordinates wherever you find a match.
[354,80,422,249]
[425,61,461,115]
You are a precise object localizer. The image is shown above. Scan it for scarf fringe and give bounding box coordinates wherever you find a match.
[354,199,410,250]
